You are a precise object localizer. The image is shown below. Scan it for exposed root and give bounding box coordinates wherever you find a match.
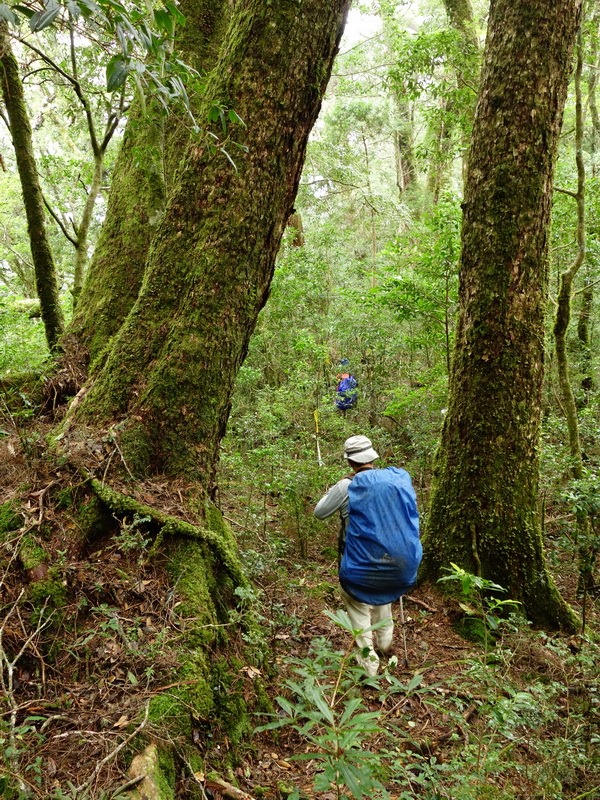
[88,477,246,588]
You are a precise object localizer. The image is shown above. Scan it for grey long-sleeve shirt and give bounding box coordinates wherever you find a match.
[314,477,352,526]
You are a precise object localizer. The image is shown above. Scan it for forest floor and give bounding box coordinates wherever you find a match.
[0,423,598,800]
[230,532,598,800]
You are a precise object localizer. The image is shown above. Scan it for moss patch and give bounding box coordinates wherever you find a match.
[0,502,22,538]
[26,567,67,609]
[76,494,113,541]
[19,534,47,571]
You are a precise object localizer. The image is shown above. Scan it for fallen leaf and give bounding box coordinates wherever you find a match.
[241,665,262,679]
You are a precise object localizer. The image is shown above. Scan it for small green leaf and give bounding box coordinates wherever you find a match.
[66,0,81,19]
[154,8,174,35]
[0,4,18,24]
[227,109,245,126]
[207,105,221,123]
[127,670,138,685]
[407,672,424,692]
[485,614,499,630]
[77,0,99,16]
[13,5,35,19]
[29,0,61,31]
[164,0,185,26]
[106,55,130,92]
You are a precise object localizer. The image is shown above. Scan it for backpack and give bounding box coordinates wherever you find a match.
[339,467,422,605]
[335,374,358,410]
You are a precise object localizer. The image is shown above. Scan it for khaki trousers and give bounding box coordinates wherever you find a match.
[340,589,394,676]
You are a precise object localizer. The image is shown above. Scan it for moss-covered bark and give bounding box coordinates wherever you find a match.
[69,0,230,361]
[85,479,260,783]
[67,101,166,360]
[423,0,582,630]
[75,0,351,491]
[0,22,64,351]
[443,0,479,42]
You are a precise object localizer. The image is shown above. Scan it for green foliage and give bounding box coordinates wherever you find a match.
[377,194,460,350]
[256,610,395,800]
[0,296,48,372]
[255,600,599,800]
[0,501,22,536]
[2,0,194,106]
[438,564,522,644]
[113,512,152,556]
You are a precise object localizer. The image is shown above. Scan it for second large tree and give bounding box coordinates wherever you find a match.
[424,0,582,629]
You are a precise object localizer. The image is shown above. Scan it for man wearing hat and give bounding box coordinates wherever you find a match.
[314,435,421,676]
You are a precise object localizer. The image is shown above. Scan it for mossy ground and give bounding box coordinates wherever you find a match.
[0,424,266,799]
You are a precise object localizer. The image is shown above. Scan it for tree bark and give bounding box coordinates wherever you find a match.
[423,0,582,630]
[393,118,417,194]
[73,0,351,494]
[67,100,167,359]
[0,21,64,351]
[443,0,479,44]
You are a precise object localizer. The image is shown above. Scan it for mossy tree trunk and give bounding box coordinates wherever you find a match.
[66,101,167,360]
[423,0,581,630]
[69,0,230,361]
[0,21,64,351]
[578,12,598,393]
[72,0,351,493]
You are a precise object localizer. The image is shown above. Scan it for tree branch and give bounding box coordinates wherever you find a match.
[43,196,78,247]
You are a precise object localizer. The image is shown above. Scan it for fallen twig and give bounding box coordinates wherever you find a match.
[404,594,438,613]
[75,702,150,797]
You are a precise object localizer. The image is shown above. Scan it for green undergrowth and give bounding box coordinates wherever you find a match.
[0,501,22,537]
[255,607,599,800]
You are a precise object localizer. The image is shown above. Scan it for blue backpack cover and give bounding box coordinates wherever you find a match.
[339,467,422,605]
[335,375,358,410]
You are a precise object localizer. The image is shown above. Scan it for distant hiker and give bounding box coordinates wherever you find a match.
[335,359,358,412]
[314,435,422,676]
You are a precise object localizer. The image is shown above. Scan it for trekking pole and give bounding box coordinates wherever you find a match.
[313,409,324,467]
[399,595,409,667]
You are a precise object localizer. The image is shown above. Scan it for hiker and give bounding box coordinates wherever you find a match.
[335,359,358,412]
[313,435,422,676]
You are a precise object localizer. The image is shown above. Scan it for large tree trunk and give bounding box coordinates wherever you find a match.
[68,0,230,361]
[71,0,350,489]
[0,22,64,351]
[40,2,351,789]
[423,0,581,630]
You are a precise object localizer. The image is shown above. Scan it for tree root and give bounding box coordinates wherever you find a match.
[88,476,246,588]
